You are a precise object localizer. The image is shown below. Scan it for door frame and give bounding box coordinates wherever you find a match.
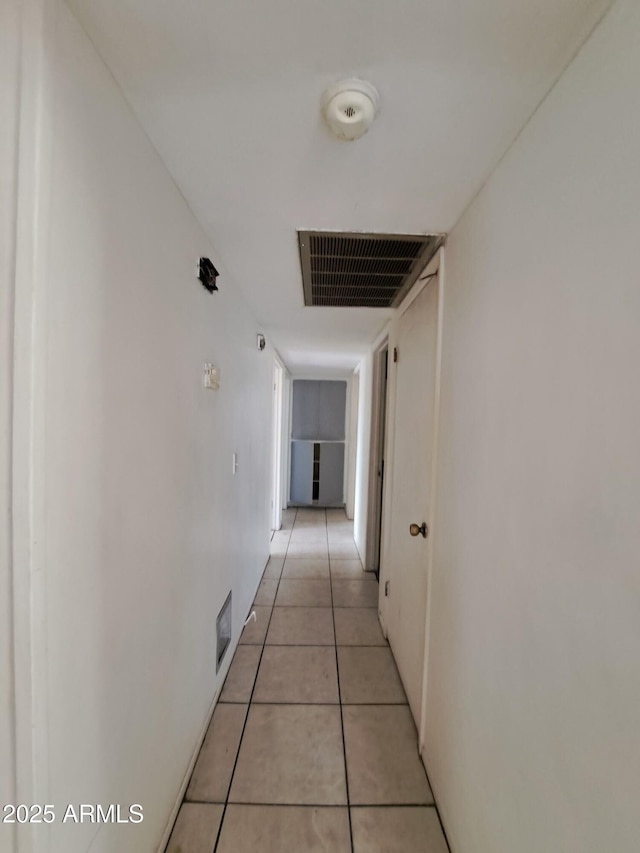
[345,367,360,520]
[378,247,445,750]
[7,2,56,849]
[281,372,292,514]
[270,358,286,531]
[418,246,445,752]
[365,338,389,573]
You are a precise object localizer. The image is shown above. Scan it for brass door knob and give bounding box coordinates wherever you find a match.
[409,522,428,539]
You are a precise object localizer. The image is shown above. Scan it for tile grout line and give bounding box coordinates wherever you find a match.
[220,701,408,707]
[211,508,297,853]
[433,798,454,853]
[327,509,355,853]
[190,800,440,808]
[228,644,391,651]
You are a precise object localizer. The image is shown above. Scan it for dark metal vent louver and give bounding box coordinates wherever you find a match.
[298,231,444,308]
[216,591,232,673]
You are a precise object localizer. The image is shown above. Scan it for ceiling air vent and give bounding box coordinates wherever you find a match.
[298,231,444,308]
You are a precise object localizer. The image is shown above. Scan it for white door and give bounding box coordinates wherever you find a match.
[383,274,439,725]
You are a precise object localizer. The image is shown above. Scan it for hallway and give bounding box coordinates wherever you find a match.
[165,508,448,852]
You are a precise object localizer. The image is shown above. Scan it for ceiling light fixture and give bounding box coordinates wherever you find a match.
[322,78,380,142]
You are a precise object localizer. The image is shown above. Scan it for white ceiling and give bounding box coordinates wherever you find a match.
[67,0,609,372]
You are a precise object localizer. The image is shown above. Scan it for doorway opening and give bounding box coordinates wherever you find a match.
[289,379,347,508]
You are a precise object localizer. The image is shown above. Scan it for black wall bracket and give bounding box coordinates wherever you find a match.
[198,257,219,293]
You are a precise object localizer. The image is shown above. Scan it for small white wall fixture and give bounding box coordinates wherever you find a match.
[322,78,380,142]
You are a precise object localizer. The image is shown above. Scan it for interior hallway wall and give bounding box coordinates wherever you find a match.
[353,351,373,561]
[0,0,20,838]
[345,369,359,520]
[14,2,273,851]
[426,1,640,850]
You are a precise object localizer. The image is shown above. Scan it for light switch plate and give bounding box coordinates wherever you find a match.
[203,363,220,390]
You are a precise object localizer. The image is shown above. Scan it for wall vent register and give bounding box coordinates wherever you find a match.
[298,231,444,308]
[216,591,232,673]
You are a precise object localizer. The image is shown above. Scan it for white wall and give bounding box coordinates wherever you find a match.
[425,1,640,850]
[345,370,359,520]
[353,351,372,558]
[0,1,20,844]
[281,371,292,511]
[12,3,273,851]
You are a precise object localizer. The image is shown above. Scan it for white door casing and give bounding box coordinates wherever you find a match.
[380,267,440,727]
[271,360,285,531]
[365,340,389,574]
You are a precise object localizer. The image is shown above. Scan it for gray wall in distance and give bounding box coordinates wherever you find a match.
[318,443,345,506]
[290,441,314,504]
[292,380,346,440]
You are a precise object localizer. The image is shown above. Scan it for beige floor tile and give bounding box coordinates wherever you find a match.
[165,803,223,853]
[239,606,272,645]
[351,807,448,853]
[220,645,261,702]
[334,608,387,646]
[332,579,379,608]
[343,705,433,805]
[286,541,329,558]
[217,805,350,853]
[295,508,325,519]
[330,558,365,578]
[280,509,297,529]
[328,540,356,552]
[254,646,339,704]
[229,705,347,805]
[272,529,291,543]
[282,558,330,579]
[327,520,354,529]
[270,531,290,557]
[329,543,361,559]
[276,579,332,607]
[290,529,328,544]
[338,647,407,704]
[291,517,325,528]
[327,528,355,540]
[326,509,348,520]
[263,557,285,579]
[266,607,335,645]
[186,704,248,803]
[254,578,279,606]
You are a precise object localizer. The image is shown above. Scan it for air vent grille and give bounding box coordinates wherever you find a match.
[299,231,444,308]
[216,591,232,673]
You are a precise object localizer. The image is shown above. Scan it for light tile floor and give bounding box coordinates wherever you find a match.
[166,508,450,853]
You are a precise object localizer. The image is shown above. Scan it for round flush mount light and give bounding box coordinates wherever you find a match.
[322,78,380,142]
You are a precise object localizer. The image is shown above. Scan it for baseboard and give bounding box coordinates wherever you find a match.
[156,683,221,853]
[420,747,457,853]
